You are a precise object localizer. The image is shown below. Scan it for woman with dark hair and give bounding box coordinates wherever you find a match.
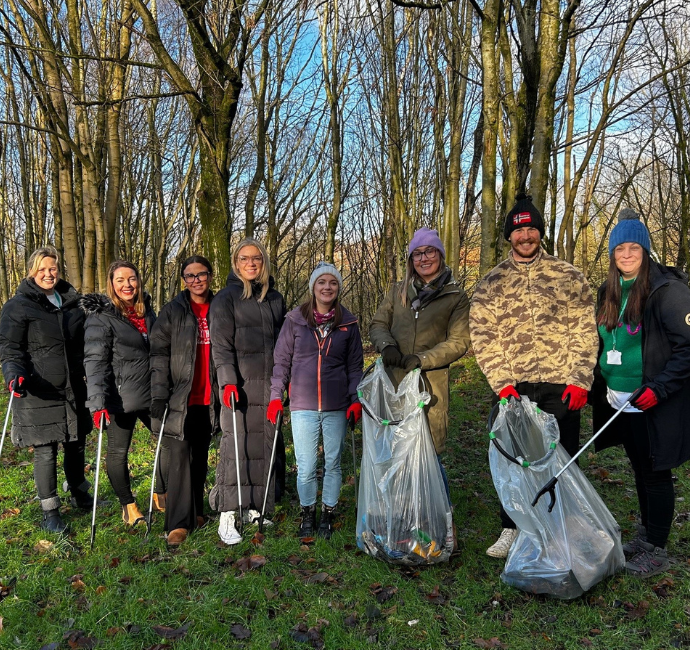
[269,262,364,539]
[370,228,470,463]
[149,255,220,547]
[593,209,690,577]
[210,239,286,545]
[81,260,161,527]
[0,246,93,533]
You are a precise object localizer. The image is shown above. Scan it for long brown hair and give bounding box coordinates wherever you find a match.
[232,238,271,302]
[597,250,651,331]
[399,250,446,308]
[106,260,146,317]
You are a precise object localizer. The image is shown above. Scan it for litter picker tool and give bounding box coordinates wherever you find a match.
[259,410,282,534]
[146,405,169,537]
[231,392,243,535]
[349,412,358,510]
[0,389,16,460]
[90,412,106,549]
[531,387,644,512]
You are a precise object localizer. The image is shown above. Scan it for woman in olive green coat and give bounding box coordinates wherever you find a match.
[369,228,470,454]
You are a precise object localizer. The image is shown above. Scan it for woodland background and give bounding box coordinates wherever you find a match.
[1,0,689,324]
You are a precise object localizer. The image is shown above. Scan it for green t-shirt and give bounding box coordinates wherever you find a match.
[597,278,643,392]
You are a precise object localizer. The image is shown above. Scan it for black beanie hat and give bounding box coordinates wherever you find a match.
[504,193,545,240]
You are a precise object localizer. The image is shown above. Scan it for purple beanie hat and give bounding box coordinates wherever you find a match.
[408,228,446,258]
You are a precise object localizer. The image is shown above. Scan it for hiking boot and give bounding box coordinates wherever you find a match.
[153,493,166,512]
[243,508,273,526]
[218,511,242,545]
[41,509,69,534]
[486,528,518,558]
[122,502,146,527]
[298,505,317,538]
[625,540,669,578]
[66,481,94,509]
[167,528,188,547]
[317,504,336,540]
[623,524,647,557]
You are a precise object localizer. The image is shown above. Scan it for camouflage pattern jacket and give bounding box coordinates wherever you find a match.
[469,248,598,394]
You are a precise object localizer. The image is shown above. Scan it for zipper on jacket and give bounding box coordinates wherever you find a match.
[312,330,324,412]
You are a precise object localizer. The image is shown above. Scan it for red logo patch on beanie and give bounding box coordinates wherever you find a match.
[513,212,532,225]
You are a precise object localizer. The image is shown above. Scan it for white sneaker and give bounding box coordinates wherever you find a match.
[218,511,242,545]
[486,528,518,558]
[242,509,273,526]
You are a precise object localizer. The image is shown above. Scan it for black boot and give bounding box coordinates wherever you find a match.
[70,483,94,509]
[298,505,317,538]
[317,504,336,540]
[41,509,69,534]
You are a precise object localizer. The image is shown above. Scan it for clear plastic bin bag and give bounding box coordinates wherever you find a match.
[356,360,454,565]
[489,397,625,599]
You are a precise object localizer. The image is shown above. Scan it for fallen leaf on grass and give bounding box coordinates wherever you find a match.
[264,588,277,601]
[230,624,251,640]
[109,557,120,568]
[473,638,507,649]
[118,576,132,585]
[71,579,86,592]
[251,531,265,546]
[152,622,190,639]
[306,572,329,584]
[591,468,609,480]
[653,577,674,598]
[370,585,398,603]
[287,555,302,566]
[365,603,381,620]
[63,630,99,648]
[580,639,593,647]
[426,585,446,605]
[234,555,267,573]
[625,600,650,620]
[0,577,17,602]
[0,507,20,519]
[300,537,316,544]
[289,622,323,648]
[343,613,358,627]
[39,644,60,650]
[106,627,122,637]
[34,540,54,553]
[95,586,106,595]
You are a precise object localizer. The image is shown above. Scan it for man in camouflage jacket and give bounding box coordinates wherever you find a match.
[470,194,598,558]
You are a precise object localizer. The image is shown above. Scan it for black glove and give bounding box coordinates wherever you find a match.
[150,399,168,421]
[401,354,421,372]
[381,345,403,368]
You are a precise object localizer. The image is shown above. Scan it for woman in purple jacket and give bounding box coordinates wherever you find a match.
[268,262,363,539]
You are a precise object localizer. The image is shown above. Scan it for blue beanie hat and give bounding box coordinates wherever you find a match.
[608,209,651,255]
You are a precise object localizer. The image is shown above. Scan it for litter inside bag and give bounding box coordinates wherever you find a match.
[356,361,454,565]
[489,397,625,599]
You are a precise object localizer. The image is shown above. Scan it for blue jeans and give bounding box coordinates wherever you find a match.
[291,410,347,508]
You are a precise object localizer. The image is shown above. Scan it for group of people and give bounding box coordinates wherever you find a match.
[1,197,689,582]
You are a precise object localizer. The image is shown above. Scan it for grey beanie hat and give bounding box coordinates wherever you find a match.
[309,262,343,294]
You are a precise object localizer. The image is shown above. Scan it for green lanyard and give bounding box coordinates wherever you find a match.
[611,277,631,352]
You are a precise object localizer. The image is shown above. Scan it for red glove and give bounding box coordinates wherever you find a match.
[267,399,283,425]
[562,385,588,410]
[93,409,110,429]
[498,385,520,402]
[632,387,658,411]
[222,385,239,408]
[8,376,26,398]
[347,402,363,424]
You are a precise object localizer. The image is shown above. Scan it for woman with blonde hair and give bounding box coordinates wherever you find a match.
[209,239,286,545]
[0,246,93,533]
[81,260,162,527]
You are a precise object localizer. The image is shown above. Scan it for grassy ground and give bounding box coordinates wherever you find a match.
[0,355,689,649]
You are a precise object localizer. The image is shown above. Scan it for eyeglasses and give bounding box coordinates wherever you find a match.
[182,271,210,283]
[411,247,439,262]
[238,255,263,265]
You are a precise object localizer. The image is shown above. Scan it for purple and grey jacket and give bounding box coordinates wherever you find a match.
[270,305,364,412]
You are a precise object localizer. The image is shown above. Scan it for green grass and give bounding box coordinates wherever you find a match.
[1,355,689,649]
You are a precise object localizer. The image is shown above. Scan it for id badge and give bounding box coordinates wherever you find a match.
[607,349,622,365]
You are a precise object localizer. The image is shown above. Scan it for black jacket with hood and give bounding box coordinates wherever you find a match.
[80,293,156,414]
[593,261,690,471]
[208,272,286,514]
[149,289,220,439]
[0,278,91,447]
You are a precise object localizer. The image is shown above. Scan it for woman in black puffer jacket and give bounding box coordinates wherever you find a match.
[81,260,161,527]
[0,246,93,533]
[210,238,286,545]
[149,255,221,547]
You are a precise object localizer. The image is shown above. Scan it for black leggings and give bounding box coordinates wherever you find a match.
[34,435,87,511]
[163,405,212,532]
[620,412,674,548]
[106,411,166,506]
[496,382,582,529]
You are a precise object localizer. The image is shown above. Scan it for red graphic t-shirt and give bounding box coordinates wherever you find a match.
[188,301,211,406]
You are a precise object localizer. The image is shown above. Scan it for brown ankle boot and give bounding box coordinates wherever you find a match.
[153,492,166,512]
[167,528,188,547]
[122,502,146,527]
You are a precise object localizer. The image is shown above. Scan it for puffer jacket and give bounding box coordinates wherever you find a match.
[149,290,220,439]
[208,273,286,514]
[81,293,156,414]
[0,278,91,447]
[369,272,470,453]
[270,306,363,411]
[592,262,690,471]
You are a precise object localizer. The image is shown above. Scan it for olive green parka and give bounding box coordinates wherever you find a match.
[369,275,470,453]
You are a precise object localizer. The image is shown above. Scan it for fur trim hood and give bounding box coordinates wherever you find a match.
[79,292,113,316]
